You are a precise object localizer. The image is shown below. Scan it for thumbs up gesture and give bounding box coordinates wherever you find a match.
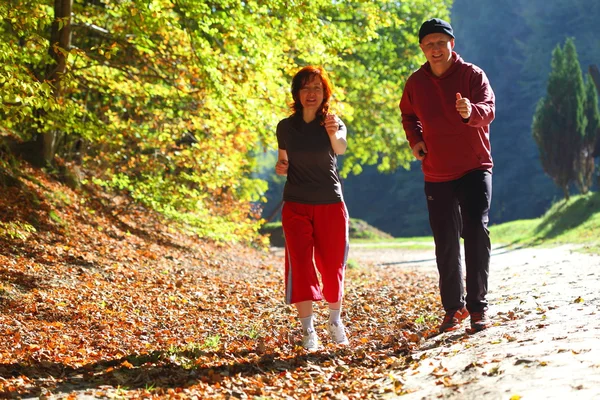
[455,93,472,119]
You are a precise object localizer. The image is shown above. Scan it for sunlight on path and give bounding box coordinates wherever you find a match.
[382,246,600,400]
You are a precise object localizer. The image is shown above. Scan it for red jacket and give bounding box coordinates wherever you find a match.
[399,52,495,182]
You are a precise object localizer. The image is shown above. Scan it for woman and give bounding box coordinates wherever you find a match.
[275,66,349,351]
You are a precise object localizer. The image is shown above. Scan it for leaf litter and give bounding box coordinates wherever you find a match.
[0,164,442,398]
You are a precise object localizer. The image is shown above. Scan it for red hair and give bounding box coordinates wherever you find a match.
[290,66,333,124]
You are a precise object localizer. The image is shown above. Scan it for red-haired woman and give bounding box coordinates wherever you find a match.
[275,66,349,351]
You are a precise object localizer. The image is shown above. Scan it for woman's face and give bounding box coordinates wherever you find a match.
[298,75,324,113]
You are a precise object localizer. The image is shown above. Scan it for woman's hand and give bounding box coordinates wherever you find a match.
[275,159,288,176]
[324,114,339,136]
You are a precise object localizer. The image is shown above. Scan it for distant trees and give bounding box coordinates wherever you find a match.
[337,1,600,237]
[590,64,600,159]
[532,38,600,199]
[580,72,600,190]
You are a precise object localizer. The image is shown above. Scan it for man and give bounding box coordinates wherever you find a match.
[399,18,495,333]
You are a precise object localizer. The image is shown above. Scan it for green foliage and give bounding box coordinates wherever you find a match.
[0,221,37,241]
[0,1,59,136]
[414,314,437,325]
[49,209,65,226]
[202,335,221,351]
[0,0,453,243]
[580,73,600,190]
[45,188,72,206]
[518,0,600,108]
[532,38,587,199]
[332,1,453,176]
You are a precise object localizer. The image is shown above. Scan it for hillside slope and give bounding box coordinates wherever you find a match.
[0,162,442,398]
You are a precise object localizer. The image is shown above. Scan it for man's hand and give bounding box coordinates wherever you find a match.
[456,93,472,120]
[412,141,427,161]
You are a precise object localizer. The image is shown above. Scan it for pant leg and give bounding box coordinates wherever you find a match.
[424,181,465,311]
[456,170,492,313]
[282,202,323,304]
[312,202,349,304]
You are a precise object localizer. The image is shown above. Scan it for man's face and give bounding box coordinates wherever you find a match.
[420,33,454,66]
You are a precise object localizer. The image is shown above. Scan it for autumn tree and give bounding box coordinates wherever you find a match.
[41,0,73,166]
[0,0,451,242]
[532,38,586,200]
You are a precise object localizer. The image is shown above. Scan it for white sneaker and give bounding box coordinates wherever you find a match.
[301,330,320,351]
[328,321,349,345]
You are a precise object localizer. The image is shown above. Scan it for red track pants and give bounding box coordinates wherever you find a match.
[282,201,349,304]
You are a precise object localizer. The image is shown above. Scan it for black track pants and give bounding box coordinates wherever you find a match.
[424,170,492,313]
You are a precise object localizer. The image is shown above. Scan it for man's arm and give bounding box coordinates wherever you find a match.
[399,82,424,149]
[462,69,495,127]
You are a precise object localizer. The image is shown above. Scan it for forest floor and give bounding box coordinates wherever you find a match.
[1,164,599,399]
[0,164,442,399]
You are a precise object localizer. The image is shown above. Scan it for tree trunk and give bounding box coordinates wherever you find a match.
[590,65,600,95]
[563,186,570,201]
[39,0,72,166]
[590,65,600,158]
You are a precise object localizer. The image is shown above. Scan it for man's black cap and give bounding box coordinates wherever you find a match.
[418,18,455,43]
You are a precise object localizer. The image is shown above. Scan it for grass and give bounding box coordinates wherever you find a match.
[489,192,600,254]
[261,193,600,255]
[350,237,434,250]
[353,192,600,255]
[261,218,395,248]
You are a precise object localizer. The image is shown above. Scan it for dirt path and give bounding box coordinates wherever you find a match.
[350,244,600,399]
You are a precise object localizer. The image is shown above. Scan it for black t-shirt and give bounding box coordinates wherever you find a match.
[276,114,345,204]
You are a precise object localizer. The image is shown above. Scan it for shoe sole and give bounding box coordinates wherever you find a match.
[439,317,469,333]
[439,309,469,333]
[332,340,349,345]
[439,325,461,333]
[466,324,491,334]
[328,326,349,345]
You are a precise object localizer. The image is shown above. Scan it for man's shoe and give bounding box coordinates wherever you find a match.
[301,329,320,351]
[438,307,469,333]
[468,311,491,333]
[327,321,349,345]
